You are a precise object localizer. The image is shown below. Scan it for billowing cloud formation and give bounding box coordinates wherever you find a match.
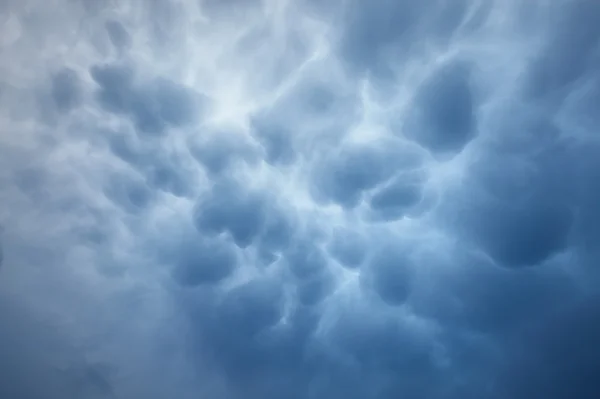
[1,0,600,398]
[90,62,199,136]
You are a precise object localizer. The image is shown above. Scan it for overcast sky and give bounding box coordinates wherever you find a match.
[1,0,600,398]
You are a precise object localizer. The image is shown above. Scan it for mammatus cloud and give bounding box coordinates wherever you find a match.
[1,0,599,398]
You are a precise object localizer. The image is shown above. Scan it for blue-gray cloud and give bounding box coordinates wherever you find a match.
[90,63,199,136]
[1,0,600,398]
[51,68,83,113]
[404,61,476,154]
[105,20,131,51]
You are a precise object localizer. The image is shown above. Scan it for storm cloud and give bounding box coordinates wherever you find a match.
[1,0,599,398]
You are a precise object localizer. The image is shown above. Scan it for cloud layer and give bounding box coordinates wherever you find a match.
[1,0,600,398]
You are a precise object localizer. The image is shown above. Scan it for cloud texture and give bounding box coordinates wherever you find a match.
[1,0,600,398]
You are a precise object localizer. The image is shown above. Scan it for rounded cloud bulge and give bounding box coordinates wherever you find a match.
[1,0,600,398]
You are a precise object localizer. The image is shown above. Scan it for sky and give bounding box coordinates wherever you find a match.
[0,0,600,398]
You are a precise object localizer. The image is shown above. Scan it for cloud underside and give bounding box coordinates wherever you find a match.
[1,0,600,398]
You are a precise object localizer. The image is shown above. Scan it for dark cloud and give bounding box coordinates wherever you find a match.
[90,63,136,114]
[195,278,285,370]
[106,130,192,197]
[107,131,142,167]
[194,180,269,248]
[0,300,116,399]
[314,147,384,207]
[251,116,297,166]
[91,63,198,135]
[4,0,600,398]
[80,0,109,13]
[311,140,424,208]
[51,68,82,112]
[200,0,262,19]
[414,255,580,336]
[368,171,425,221]
[147,161,190,197]
[405,61,476,154]
[337,0,477,76]
[295,271,334,307]
[475,201,572,268]
[129,78,197,135]
[502,296,600,399]
[13,167,47,202]
[105,20,131,50]
[191,132,259,176]
[274,77,356,120]
[338,1,427,74]
[63,363,116,399]
[172,238,237,287]
[182,281,445,399]
[364,246,413,306]
[525,1,600,101]
[322,303,443,398]
[256,210,296,265]
[286,239,328,279]
[327,227,367,268]
[442,130,576,268]
[103,173,153,213]
[146,0,185,47]
[146,78,197,127]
